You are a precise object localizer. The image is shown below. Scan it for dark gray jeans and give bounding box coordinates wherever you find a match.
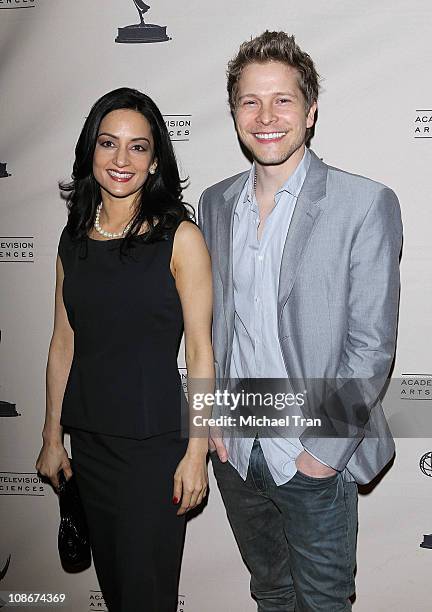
[211,439,358,612]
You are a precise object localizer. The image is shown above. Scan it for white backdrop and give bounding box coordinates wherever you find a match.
[1,1,432,610]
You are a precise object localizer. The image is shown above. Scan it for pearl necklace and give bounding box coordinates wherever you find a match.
[93,203,133,239]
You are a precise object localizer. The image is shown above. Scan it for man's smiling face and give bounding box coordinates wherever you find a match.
[234,61,316,167]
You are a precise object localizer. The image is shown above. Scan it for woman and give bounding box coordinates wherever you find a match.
[35,87,214,612]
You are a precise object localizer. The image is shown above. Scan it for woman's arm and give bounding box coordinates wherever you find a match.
[170,221,214,515]
[35,255,74,488]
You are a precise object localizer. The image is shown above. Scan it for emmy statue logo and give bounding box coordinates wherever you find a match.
[116,1,171,44]
[0,331,20,417]
[0,400,19,417]
[0,555,11,606]
[0,555,11,583]
[0,163,11,178]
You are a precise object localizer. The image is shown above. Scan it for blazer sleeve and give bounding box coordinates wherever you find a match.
[300,186,403,471]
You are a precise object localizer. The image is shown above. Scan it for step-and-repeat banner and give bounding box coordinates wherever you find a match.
[1,1,431,610]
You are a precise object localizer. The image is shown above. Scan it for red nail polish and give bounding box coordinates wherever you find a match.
[172,496,179,504]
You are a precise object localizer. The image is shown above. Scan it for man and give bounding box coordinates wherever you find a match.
[198,31,402,611]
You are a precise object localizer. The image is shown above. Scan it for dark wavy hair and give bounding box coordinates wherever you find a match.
[60,87,193,251]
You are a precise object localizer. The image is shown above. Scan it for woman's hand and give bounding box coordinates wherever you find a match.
[173,449,208,516]
[38,254,74,492]
[35,440,73,490]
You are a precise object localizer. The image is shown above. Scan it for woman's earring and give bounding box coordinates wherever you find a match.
[149,165,157,175]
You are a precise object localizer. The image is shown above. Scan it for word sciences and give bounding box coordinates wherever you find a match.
[0,239,34,261]
[0,0,36,7]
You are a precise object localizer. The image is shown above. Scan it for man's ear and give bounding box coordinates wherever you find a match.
[306,101,317,129]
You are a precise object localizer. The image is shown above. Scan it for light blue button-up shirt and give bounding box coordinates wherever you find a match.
[227,148,311,485]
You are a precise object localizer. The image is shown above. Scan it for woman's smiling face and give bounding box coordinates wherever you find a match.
[93,108,157,204]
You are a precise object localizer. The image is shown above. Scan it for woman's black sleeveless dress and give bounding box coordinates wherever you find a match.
[58,226,188,612]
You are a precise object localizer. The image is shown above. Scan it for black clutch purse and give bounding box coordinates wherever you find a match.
[58,465,91,570]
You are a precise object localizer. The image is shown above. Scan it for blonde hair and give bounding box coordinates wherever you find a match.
[227,31,320,113]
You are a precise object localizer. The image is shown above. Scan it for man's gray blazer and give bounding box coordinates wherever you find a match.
[198,149,403,485]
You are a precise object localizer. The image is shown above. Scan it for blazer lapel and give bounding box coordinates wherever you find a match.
[216,172,248,377]
[277,150,328,314]
[216,172,248,296]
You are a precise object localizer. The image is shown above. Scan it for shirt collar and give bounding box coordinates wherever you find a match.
[243,147,311,206]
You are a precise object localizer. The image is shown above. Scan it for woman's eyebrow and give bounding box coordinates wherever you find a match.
[98,132,150,143]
